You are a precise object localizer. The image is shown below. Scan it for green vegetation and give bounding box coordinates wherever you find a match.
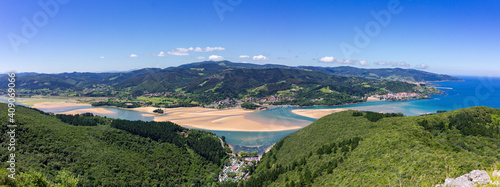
[238,151,259,157]
[91,99,141,108]
[0,103,225,186]
[153,108,164,113]
[110,119,225,165]
[1,61,449,109]
[55,113,110,126]
[241,102,261,110]
[240,107,500,186]
[0,169,79,187]
[299,66,462,82]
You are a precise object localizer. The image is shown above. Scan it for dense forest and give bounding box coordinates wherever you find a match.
[233,107,500,186]
[298,66,462,82]
[0,103,226,186]
[110,119,225,165]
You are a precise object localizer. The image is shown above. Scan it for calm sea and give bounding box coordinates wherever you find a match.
[6,76,499,154]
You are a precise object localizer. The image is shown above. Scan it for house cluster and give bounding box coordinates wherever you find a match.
[372,92,420,100]
[209,96,296,108]
[243,96,295,103]
[219,157,255,182]
[143,91,173,97]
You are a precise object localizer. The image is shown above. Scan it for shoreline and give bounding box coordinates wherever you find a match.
[127,107,306,132]
[290,108,348,119]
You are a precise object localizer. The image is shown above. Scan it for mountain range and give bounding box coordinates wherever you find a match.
[0,61,460,92]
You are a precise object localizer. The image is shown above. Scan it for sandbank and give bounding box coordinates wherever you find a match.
[291,108,347,119]
[130,107,303,132]
[31,102,90,109]
[367,96,381,102]
[59,108,115,115]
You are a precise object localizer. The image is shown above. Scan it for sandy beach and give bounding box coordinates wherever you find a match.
[367,96,381,102]
[29,102,306,132]
[139,107,303,132]
[30,101,115,115]
[59,108,115,115]
[291,108,347,119]
[31,102,90,109]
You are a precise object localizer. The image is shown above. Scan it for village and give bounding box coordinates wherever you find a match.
[370,92,425,101]
[218,156,259,182]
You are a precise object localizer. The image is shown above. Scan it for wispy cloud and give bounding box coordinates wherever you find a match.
[318,56,334,63]
[239,55,250,58]
[167,46,225,56]
[252,55,269,61]
[157,51,165,57]
[129,54,138,58]
[197,56,205,59]
[414,63,429,69]
[375,61,410,68]
[318,56,368,66]
[99,56,105,59]
[209,55,224,61]
[167,48,191,56]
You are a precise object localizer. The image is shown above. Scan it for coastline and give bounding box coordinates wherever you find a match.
[290,108,347,119]
[27,102,305,132]
[146,107,304,132]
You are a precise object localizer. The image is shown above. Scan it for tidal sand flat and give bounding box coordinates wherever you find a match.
[290,108,347,119]
[59,108,115,115]
[133,107,304,132]
[31,102,90,109]
[30,102,115,115]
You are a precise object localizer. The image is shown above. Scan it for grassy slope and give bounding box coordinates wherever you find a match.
[251,107,500,186]
[0,103,220,186]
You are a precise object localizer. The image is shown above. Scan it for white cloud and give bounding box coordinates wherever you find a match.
[239,55,250,58]
[318,56,335,63]
[167,48,190,56]
[197,56,205,59]
[204,47,225,52]
[129,54,137,58]
[157,51,165,57]
[167,46,225,56]
[375,61,410,68]
[209,55,224,61]
[241,61,248,63]
[99,56,105,59]
[415,63,429,69]
[317,56,368,66]
[252,55,269,61]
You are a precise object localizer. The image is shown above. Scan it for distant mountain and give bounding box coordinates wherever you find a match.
[243,107,500,186]
[298,66,462,82]
[0,61,457,103]
[3,62,460,90]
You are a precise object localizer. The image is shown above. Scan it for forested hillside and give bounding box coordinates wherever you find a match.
[241,107,500,186]
[185,68,431,105]
[298,66,462,82]
[0,103,225,186]
[0,61,456,99]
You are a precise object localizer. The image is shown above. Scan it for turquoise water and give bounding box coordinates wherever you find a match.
[5,76,499,154]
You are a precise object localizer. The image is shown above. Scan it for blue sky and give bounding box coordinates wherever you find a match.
[1,0,499,76]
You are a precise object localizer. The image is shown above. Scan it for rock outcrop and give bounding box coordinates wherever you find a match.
[436,170,494,187]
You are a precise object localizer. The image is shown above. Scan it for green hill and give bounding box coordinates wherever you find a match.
[0,103,225,186]
[0,61,458,97]
[298,66,462,82]
[242,107,500,186]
